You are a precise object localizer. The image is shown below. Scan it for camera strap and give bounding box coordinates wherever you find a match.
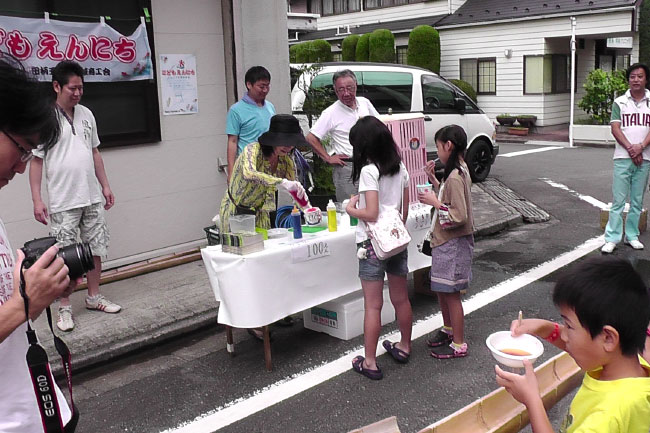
[19,265,79,433]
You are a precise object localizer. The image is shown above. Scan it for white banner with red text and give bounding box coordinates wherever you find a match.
[0,15,153,81]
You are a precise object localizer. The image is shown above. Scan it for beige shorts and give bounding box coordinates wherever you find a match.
[50,203,109,257]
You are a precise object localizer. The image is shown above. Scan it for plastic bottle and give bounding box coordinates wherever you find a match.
[327,199,337,232]
[291,205,302,239]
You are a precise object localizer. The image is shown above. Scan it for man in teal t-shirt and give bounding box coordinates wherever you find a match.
[225,66,275,182]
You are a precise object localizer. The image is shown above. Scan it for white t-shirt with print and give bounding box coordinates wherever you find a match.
[0,218,71,432]
[354,162,409,243]
[310,97,379,157]
[33,104,103,213]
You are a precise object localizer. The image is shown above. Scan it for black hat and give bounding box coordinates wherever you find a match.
[258,114,308,147]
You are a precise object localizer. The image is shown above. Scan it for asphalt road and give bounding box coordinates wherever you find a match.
[67,142,650,433]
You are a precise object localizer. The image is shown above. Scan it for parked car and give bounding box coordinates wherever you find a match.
[290,62,498,182]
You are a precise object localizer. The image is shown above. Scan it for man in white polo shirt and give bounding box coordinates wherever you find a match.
[306,69,379,201]
[602,63,650,253]
[29,60,120,331]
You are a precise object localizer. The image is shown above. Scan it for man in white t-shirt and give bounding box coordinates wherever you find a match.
[0,57,75,432]
[29,61,120,332]
[306,69,379,201]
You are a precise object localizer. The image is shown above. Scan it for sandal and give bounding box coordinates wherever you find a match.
[426,329,453,348]
[382,340,410,363]
[352,356,383,380]
[430,342,468,359]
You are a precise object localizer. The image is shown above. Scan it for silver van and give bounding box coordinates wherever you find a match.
[290,62,498,182]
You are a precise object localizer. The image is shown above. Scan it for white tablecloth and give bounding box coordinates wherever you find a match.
[201,204,432,328]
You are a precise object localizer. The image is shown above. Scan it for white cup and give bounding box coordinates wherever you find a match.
[417,184,432,195]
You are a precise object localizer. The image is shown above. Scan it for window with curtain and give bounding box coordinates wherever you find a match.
[311,0,360,15]
[395,46,408,64]
[524,55,570,94]
[460,58,495,95]
[365,0,423,9]
[0,0,160,147]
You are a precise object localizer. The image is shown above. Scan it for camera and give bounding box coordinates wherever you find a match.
[22,236,95,279]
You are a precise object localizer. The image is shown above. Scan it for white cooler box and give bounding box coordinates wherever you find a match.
[303,287,396,340]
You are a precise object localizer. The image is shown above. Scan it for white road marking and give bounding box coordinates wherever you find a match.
[498,146,563,158]
[161,235,604,433]
[524,140,570,147]
[540,178,608,209]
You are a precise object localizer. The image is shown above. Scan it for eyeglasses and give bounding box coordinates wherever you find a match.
[2,130,34,163]
[336,85,356,94]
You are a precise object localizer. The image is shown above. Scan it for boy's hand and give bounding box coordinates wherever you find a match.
[510,318,548,338]
[495,360,540,406]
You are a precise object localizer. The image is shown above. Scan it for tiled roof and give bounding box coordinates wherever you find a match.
[294,14,446,42]
[436,0,637,27]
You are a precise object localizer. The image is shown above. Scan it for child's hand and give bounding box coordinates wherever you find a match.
[495,360,540,406]
[510,318,548,338]
[347,195,359,213]
[418,191,440,208]
[423,161,439,186]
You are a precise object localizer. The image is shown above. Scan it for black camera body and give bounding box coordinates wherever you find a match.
[22,236,95,279]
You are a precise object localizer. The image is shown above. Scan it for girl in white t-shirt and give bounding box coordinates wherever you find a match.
[345,116,412,380]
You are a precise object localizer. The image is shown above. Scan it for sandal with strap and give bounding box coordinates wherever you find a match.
[430,342,468,359]
[382,340,410,363]
[352,356,383,380]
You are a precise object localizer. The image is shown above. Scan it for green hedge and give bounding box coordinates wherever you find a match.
[450,79,477,103]
[308,39,333,63]
[356,33,370,62]
[294,42,310,63]
[407,25,440,73]
[369,29,395,63]
[640,1,650,67]
[289,44,299,63]
[342,34,360,61]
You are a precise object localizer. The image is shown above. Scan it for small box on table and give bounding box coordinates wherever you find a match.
[220,232,264,255]
[599,204,647,233]
[303,287,395,340]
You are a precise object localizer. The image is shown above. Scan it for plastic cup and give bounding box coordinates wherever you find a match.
[417,184,432,195]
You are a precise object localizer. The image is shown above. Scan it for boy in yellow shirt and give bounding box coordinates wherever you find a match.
[496,256,650,433]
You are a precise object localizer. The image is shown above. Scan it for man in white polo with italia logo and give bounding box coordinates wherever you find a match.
[306,69,379,201]
[602,63,650,254]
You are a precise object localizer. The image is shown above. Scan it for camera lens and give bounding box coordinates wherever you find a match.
[58,243,95,279]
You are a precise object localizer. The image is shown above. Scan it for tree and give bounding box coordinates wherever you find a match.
[341,34,360,61]
[356,33,370,62]
[407,25,440,73]
[369,29,395,63]
[578,69,628,125]
[289,44,299,63]
[450,79,477,103]
[309,39,333,63]
[640,0,650,66]
[294,42,310,63]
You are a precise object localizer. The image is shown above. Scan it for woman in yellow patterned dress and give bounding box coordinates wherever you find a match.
[220,114,308,234]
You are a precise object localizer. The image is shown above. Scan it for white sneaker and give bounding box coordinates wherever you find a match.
[626,239,644,250]
[601,242,617,254]
[85,295,121,313]
[57,306,74,332]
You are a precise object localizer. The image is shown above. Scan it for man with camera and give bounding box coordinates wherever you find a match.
[0,55,77,431]
[29,60,120,332]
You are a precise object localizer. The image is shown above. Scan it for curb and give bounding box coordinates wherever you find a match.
[51,308,219,376]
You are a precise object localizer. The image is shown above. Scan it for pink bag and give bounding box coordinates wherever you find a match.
[366,208,411,260]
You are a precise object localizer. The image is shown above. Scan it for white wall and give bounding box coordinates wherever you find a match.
[439,10,635,126]
[0,0,291,269]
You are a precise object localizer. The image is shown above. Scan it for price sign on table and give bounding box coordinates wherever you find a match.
[291,239,331,263]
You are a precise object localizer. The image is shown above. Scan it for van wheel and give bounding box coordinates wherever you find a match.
[466,140,492,182]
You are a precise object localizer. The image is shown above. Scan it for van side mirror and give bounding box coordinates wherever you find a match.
[454,98,466,113]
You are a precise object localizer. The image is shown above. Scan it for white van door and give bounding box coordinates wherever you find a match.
[420,74,468,152]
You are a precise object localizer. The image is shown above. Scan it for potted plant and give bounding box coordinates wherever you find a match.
[496,113,516,126]
[516,115,537,128]
[508,126,529,136]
